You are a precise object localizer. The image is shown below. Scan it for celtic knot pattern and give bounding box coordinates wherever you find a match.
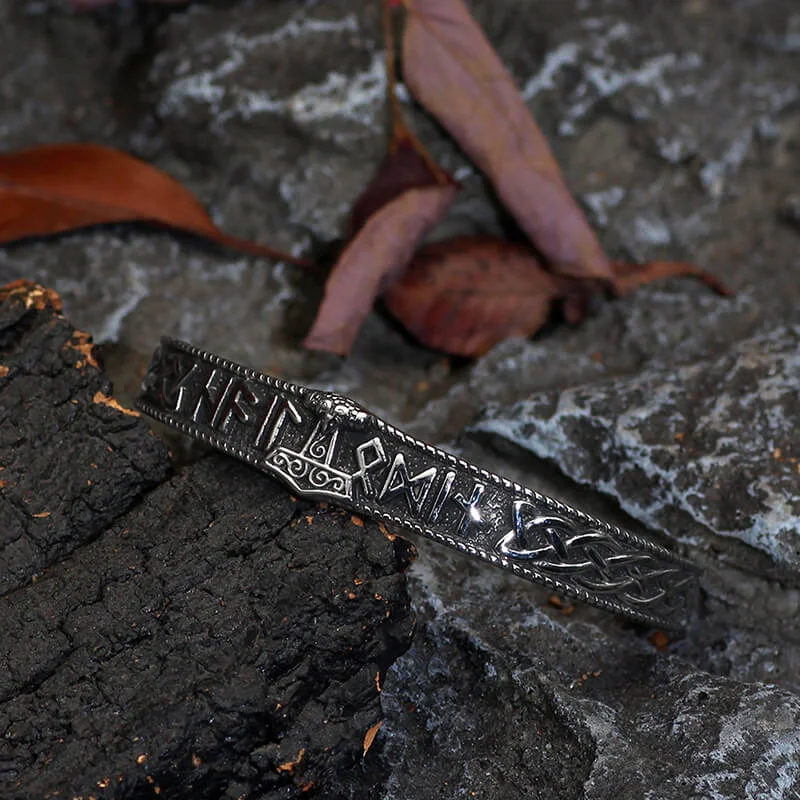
[497,502,692,612]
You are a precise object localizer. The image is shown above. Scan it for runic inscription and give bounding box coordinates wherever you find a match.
[138,340,698,629]
[379,454,437,515]
[157,359,305,456]
[377,457,486,536]
[149,353,490,532]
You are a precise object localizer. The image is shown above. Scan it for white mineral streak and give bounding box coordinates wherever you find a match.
[582,186,625,227]
[516,17,702,135]
[515,10,800,201]
[287,53,386,127]
[523,18,697,136]
[471,327,800,569]
[520,42,580,100]
[91,261,150,343]
[633,215,673,246]
[159,12,385,134]
[691,683,800,800]
[564,698,637,794]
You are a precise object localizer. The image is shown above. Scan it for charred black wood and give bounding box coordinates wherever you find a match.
[0,281,170,595]
[0,283,416,798]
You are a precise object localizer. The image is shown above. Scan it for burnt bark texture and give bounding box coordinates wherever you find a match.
[0,283,416,799]
[0,280,171,595]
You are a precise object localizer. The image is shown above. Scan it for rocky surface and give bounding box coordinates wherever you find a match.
[379,552,800,800]
[1,0,799,797]
[470,324,800,574]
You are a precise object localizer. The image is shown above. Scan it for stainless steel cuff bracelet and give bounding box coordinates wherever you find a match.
[136,338,699,629]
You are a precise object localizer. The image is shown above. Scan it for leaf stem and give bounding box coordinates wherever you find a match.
[382,0,452,186]
[383,0,405,147]
[211,230,320,273]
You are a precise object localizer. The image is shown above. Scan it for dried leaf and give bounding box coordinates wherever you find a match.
[363,721,383,757]
[347,0,454,240]
[401,0,611,282]
[0,143,309,267]
[348,131,452,237]
[384,235,560,356]
[612,260,732,297]
[304,0,457,356]
[304,183,458,355]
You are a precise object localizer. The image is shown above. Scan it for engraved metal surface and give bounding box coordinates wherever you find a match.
[136,338,700,629]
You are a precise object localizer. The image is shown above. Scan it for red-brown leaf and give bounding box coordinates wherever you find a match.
[401,0,612,282]
[348,131,453,238]
[0,143,309,267]
[383,235,560,356]
[612,260,733,297]
[303,183,458,355]
[304,2,460,357]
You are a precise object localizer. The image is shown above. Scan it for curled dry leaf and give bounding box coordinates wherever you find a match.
[362,720,383,757]
[401,0,612,282]
[304,0,458,356]
[0,143,309,267]
[384,235,561,357]
[560,259,731,326]
[303,182,458,355]
[348,131,452,238]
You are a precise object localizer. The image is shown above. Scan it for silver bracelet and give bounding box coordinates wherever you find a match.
[136,338,699,629]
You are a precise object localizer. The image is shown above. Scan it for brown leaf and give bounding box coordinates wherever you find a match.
[348,131,453,237]
[0,143,309,267]
[401,0,612,282]
[304,182,458,355]
[383,235,560,356]
[612,260,733,297]
[303,0,458,357]
[347,0,454,239]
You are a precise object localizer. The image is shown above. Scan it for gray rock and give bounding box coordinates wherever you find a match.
[469,325,800,575]
[781,194,800,230]
[0,1,118,150]
[0,0,453,425]
[380,604,592,800]
[2,0,799,427]
[561,669,800,800]
[400,0,800,448]
[2,0,800,796]
[487,0,799,197]
[378,536,800,800]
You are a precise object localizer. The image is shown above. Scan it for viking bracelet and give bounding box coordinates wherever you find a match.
[136,338,699,629]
